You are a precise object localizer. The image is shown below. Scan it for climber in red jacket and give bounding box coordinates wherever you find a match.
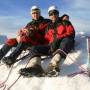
[0,6,50,66]
[19,6,75,77]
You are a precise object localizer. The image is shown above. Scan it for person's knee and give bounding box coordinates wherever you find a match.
[5,38,17,46]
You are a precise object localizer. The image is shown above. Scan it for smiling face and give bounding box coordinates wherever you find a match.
[49,10,59,23]
[31,9,40,20]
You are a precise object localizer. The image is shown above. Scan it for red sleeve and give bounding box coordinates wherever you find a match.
[57,24,75,39]
[45,30,54,43]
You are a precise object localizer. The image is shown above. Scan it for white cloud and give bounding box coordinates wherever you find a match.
[60,0,90,35]
[0,16,30,38]
[0,0,90,38]
[72,18,90,33]
[73,0,90,9]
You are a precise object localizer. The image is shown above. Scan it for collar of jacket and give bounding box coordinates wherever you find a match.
[49,17,62,28]
[32,16,44,24]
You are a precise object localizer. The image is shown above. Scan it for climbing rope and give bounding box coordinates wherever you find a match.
[57,49,89,77]
[0,65,13,89]
[7,55,33,90]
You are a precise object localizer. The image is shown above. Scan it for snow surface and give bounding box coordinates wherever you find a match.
[0,34,90,90]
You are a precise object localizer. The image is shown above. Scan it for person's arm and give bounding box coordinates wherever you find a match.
[57,21,75,39]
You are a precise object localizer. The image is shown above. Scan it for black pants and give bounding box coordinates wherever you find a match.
[0,42,31,60]
[0,44,11,60]
[29,37,75,58]
[8,42,31,60]
[58,37,74,53]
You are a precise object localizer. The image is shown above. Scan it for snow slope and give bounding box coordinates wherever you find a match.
[0,34,90,90]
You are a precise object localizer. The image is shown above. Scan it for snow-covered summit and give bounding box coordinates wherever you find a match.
[0,33,90,90]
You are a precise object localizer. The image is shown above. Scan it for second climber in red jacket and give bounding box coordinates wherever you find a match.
[19,6,75,77]
[0,6,50,66]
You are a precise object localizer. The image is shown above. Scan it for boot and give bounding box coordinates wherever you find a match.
[0,50,4,61]
[47,53,62,77]
[8,42,27,60]
[47,63,60,77]
[2,42,27,66]
[19,65,45,77]
[19,57,45,77]
[2,57,15,67]
[0,44,11,60]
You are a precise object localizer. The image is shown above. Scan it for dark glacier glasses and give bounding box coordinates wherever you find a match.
[49,10,59,16]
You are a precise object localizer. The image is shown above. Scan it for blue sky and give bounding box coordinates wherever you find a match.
[0,0,90,37]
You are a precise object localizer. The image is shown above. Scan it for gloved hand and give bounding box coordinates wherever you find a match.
[18,28,29,36]
[17,28,29,43]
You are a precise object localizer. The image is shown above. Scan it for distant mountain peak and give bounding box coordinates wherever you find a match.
[0,35,7,44]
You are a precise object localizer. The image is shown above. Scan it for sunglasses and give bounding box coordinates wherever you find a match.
[49,13,58,16]
[49,11,59,16]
